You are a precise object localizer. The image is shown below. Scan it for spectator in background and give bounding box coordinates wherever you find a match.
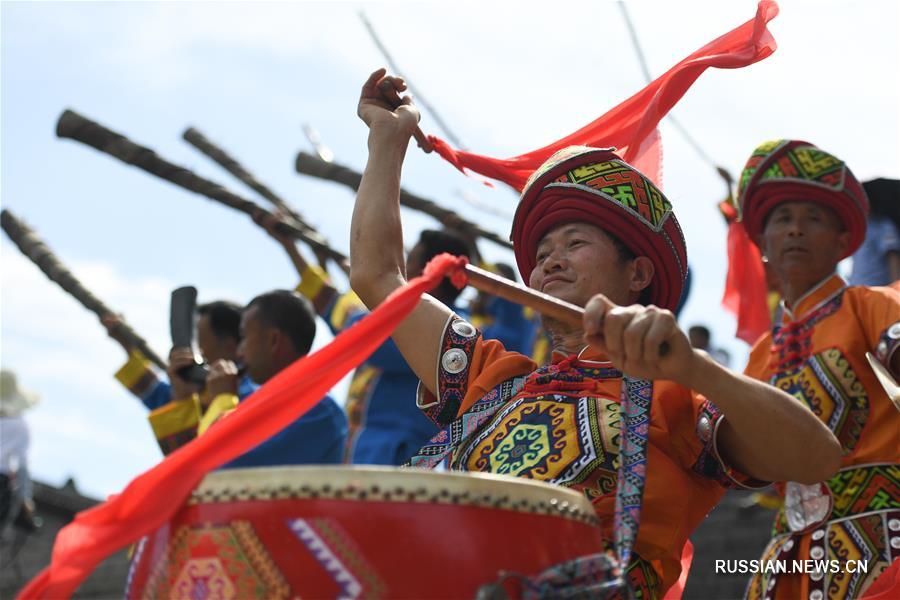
[255,211,473,466]
[103,301,256,414]
[849,177,900,287]
[0,370,39,532]
[735,140,899,600]
[204,290,347,468]
[688,325,731,367]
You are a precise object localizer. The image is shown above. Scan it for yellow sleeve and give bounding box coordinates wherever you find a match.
[147,396,201,455]
[198,393,240,436]
[114,349,162,399]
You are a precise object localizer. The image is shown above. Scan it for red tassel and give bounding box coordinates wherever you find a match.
[428,1,779,191]
[722,220,771,344]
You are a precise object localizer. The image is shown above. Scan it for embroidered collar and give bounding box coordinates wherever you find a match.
[780,273,846,323]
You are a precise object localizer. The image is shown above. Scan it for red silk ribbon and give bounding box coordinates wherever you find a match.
[428,0,780,191]
[18,254,468,599]
[722,219,771,344]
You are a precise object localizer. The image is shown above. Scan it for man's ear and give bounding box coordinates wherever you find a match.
[834,230,850,260]
[630,256,655,296]
[267,328,282,354]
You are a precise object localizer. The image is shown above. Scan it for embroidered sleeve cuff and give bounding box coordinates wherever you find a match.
[114,349,164,401]
[147,396,201,455]
[416,314,480,428]
[875,321,900,370]
[691,400,769,489]
[296,264,339,317]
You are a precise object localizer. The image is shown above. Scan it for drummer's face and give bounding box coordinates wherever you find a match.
[529,222,635,308]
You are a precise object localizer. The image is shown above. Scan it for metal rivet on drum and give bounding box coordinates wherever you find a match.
[889,519,900,532]
[809,590,824,600]
[783,539,794,552]
[811,530,825,541]
[441,349,468,374]
[767,579,775,590]
[810,547,825,560]
[891,538,900,550]
[697,416,712,441]
[451,321,477,338]
[878,341,888,357]
[810,570,824,581]
[889,323,900,339]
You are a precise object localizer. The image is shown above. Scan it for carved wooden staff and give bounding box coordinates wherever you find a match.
[56,110,350,270]
[182,128,313,234]
[295,151,513,251]
[1,209,168,370]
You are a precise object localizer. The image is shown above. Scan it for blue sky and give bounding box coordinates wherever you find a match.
[1,1,897,499]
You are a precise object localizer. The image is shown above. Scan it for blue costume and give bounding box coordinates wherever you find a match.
[115,351,345,465]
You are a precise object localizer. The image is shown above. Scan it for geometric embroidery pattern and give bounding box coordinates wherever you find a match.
[458,393,620,499]
[772,347,869,454]
[614,376,652,572]
[738,139,850,207]
[287,518,385,599]
[772,464,900,536]
[551,159,673,232]
[143,522,289,600]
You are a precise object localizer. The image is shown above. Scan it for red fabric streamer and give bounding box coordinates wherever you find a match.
[428,1,780,191]
[17,254,468,600]
[662,540,694,600]
[861,559,900,600]
[722,219,771,344]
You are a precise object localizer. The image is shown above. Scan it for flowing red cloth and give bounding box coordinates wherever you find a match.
[428,0,780,191]
[17,254,468,600]
[722,216,770,344]
[861,559,900,600]
[662,541,694,600]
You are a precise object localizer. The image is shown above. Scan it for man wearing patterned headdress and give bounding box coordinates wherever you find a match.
[734,140,900,600]
[348,69,841,598]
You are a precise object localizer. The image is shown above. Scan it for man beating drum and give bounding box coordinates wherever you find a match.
[348,69,842,598]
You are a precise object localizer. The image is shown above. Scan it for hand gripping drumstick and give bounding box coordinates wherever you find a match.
[377,79,434,154]
[462,263,669,357]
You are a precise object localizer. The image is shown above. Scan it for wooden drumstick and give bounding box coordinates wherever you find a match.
[377,79,434,154]
[463,264,669,357]
[464,264,584,328]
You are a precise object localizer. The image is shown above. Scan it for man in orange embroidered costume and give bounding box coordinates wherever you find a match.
[735,140,900,600]
[349,70,840,598]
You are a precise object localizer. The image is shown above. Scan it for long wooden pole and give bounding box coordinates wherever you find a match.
[55,110,350,270]
[294,151,514,251]
[182,127,312,233]
[1,209,168,370]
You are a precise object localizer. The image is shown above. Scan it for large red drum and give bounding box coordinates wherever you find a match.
[125,466,605,598]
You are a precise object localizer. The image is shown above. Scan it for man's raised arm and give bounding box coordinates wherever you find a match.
[349,68,454,395]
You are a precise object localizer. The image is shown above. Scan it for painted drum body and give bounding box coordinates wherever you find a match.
[125,465,604,598]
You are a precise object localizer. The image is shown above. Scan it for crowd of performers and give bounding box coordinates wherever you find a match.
[6,22,900,595]
[59,68,898,599]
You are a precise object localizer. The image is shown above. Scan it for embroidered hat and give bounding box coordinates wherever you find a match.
[510,146,687,311]
[736,139,869,257]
